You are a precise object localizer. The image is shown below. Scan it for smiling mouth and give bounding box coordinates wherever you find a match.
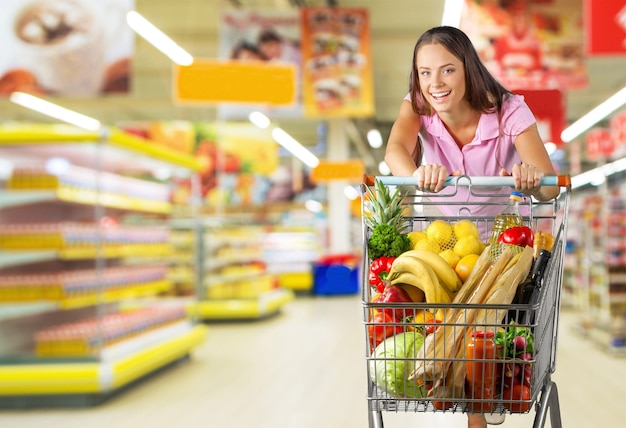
[431,91,451,100]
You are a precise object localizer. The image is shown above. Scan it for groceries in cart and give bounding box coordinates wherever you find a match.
[363,178,558,415]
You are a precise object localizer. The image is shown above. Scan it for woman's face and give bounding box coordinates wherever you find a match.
[416,43,467,115]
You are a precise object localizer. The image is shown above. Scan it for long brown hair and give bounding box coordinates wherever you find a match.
[408,26,512,116]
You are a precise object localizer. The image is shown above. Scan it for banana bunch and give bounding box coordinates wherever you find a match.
[387,250,462,304]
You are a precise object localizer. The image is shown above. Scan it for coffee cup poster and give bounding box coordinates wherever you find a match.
[0,0,135,97]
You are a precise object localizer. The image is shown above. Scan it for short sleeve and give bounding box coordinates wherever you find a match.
[500,95,536,139]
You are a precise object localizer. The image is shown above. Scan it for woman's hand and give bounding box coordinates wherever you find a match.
[499,163,543,196]
[413,164,460,192]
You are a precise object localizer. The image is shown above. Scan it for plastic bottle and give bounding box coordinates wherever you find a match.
[465,330,496,413]
[488,191,524,245]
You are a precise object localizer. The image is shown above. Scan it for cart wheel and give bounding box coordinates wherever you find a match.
[532,378,562,428]
[368,410,383,428]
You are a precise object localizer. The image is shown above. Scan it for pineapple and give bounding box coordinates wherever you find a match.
[364,179,410,260]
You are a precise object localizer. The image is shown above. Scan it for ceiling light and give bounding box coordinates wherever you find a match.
[271,127,320,168]
[561,86,626,143]
[571,155,626,189]
[344,185,359,200]
[248,111,271,128]
[441,0,465,27]
[10,92,101,131]
[127,11,193,66]
[378,161,391,176]
[367,129,383,148]
[305,199,323,213]
[544,142,557,156]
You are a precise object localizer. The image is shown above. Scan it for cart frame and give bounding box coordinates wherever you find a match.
[361,175,571,428]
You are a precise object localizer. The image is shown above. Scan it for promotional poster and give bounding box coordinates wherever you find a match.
[217,9,302,118]
[300,7,375,117]
[460,0,587,90]
[0,0,135,97]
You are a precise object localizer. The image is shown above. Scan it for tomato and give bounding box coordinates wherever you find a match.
[425,319,442,335]
[502,384,532,413]
[497,226,534,247]
[368,311,405,349]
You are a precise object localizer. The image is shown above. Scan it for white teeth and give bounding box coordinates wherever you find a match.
[432,91,450,98]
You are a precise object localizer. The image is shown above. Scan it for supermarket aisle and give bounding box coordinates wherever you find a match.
[0,295,625,428]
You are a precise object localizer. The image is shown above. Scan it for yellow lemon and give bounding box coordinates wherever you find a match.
[455,254,480,282]
[407,230,427,249]
[414,238,441,253]
[439,249,461,269]
[453,235,483,258]
[426,220,454,249]
[453,220,480,239]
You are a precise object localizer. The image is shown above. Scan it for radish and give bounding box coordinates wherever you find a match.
[513,335,527,352]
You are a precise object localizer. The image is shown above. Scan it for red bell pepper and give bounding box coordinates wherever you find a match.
[368,256,396,292]
[497,226,534,247]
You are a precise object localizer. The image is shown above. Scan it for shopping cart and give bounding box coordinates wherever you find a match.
[361,175,571,428]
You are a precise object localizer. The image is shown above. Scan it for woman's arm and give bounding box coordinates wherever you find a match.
[384,100,452,192]
[384,100,423,176]
[510,123,560,201]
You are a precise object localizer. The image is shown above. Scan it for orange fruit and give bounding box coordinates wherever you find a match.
[455,254,480,282]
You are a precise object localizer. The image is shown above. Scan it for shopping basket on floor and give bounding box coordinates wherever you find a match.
[361,175,571,428]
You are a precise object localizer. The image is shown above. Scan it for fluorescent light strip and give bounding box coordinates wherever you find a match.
[126,11,193,66]
[10,92,101,131]
[571,155,626,189]
[248,111,271,129]
[561,86,626,143]
[271,128,320,168]
[441,0,465,27]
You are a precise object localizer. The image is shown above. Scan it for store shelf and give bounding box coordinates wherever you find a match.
[0,123,204,406]
[0,250,57,269]
[0,323,207,396]
[0,189,171,213]
[189,288,294,320]
[0,124,201,172]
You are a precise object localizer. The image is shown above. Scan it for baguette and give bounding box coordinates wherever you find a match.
[410,246,513,381]
[474,246,534,331]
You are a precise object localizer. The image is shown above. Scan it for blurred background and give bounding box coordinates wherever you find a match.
[1,0,625,427]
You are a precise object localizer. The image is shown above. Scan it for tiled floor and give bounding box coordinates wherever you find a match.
[0,295,625,428]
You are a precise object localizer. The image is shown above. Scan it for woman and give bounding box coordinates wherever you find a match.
[385,26,558,208]
[384,26,558,427]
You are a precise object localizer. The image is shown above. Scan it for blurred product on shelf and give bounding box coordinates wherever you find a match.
[0,124,206,403]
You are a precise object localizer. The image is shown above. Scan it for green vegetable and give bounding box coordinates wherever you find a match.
[495,321,535,358]
[369,331,426,398]
[364,180,410,260]
[368,224,411,260]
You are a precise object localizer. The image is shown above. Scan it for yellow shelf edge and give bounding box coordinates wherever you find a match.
[107,128,202,172]
[0,324,207,395]
[190,289,294,320]
[109,324,207,389]
[0,124,202,172]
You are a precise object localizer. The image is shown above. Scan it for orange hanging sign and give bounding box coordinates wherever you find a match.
[311,159,365,182]
[174,59,297,105]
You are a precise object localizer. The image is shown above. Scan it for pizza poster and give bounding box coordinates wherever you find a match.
[300,7,375,118]
[460,0,587,90]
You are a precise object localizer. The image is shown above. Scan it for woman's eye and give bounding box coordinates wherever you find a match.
[420,71,430,77]
[442,68,454,75]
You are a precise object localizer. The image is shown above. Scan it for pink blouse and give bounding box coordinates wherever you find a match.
[403,94,536,220]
